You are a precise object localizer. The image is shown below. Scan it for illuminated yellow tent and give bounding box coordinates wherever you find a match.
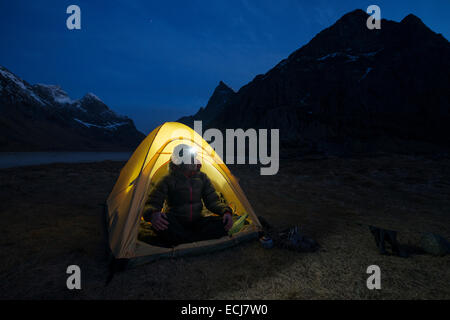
[105,122,262,264]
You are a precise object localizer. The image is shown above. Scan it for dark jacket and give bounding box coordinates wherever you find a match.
[142,163,232,224]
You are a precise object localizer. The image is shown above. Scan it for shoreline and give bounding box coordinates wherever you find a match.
[0,151,131,169]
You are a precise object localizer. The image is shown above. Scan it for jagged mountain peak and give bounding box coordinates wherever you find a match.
[216,81,234,92]
[82,92,103,102]
[284,8,447,64]
[401,13,424,26]
[177,80,236,126]
[209,81,235,101]
[398,13,441,41]
[335,8,369,23]
[204,81,236,111]
[77,92,112,115]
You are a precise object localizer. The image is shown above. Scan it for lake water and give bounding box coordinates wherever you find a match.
[0,152,132,169]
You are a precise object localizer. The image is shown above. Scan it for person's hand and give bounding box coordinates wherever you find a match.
[150,211,169,231]
[223,212,233,231]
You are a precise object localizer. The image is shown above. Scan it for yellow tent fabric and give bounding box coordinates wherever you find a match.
[105,122,262,261]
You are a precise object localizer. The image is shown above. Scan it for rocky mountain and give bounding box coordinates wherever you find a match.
[179,10,450,155]
[179,81,236,125]
[0,66,145,151]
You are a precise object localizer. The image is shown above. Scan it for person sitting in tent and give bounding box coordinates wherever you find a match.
[142,144,234,246]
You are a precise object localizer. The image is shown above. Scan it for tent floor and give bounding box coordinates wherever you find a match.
[130,229,260,268]
[137,214,252,248]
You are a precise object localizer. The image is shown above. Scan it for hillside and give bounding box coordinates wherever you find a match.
[180,10,450,155]
[0,66,145,151]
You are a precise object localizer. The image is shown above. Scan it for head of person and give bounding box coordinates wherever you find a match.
[170,143,201,173]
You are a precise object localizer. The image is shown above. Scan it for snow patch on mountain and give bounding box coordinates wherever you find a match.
[34,84,74,104]
[362,49,383,57]
[317,50,382,63]
[72,102,87,112]
[73,118,128,130]
[317,52,359,62]
[317,52,341,61]
[359,67,373,82]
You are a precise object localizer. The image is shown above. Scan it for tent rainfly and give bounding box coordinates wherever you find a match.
[104,122,262,266]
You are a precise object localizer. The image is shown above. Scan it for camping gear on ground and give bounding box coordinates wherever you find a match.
[259,236,274,249]
[228,213,249,236]
[368,226,450,258]
[368,225,409,257]
[420,233,450,256]
[258,216,319,252]
[276,226,320,252]
[104,122,262,269]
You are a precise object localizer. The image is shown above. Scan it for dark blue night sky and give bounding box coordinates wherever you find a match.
[1,0,449,134]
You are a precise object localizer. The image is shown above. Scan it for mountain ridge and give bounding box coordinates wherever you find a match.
[179,10,450,155]
[0,65,145,151]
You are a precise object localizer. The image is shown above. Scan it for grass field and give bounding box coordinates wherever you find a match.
[0,155,449,299]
